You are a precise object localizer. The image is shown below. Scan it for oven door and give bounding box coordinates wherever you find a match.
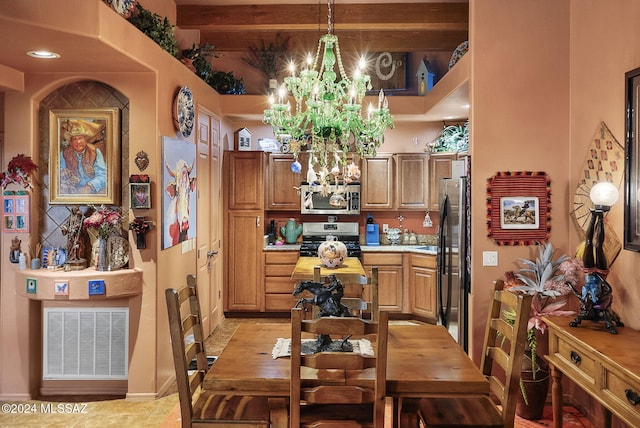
[301,185,360,215]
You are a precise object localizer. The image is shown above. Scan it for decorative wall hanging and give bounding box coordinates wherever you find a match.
[26,278,37,294]
[129,174,151,209]
[162,136,197,250]
[49,108,121,205]
[3,193,29,232]
[134,150,150,171]
[572,121,624,264]
[487,171,551,245]
[173,86,195,138]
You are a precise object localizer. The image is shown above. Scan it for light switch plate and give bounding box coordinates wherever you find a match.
[483,251,498,266]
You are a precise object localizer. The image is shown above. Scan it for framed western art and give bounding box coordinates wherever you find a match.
[49,108,120,205]
[625,68,640,250]
[162,136,197,250]
[487,171,551,245]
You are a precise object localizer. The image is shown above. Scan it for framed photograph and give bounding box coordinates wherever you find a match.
[130,183,151,209]
[487,172,550,245]
[625,68,640,250]
[500,197,539,229]
[49,108,120,205]
[2,194,29,232]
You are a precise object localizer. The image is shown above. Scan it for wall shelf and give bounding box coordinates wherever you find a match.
[15,268,143,301]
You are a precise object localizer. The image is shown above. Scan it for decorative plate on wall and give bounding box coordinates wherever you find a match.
[173,86,195,138]
[108,0,138,18]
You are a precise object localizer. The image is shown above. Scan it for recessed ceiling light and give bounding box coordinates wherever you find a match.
[461,104,470,109]
[27,50,60,59]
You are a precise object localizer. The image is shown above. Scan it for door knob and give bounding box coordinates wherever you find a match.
[206,250,218,258]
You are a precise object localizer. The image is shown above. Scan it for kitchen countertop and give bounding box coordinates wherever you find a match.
[263,244,437,255]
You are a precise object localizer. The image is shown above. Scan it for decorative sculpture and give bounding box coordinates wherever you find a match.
[293,274,354,352]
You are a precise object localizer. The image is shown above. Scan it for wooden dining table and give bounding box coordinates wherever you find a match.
[203,321,488,398]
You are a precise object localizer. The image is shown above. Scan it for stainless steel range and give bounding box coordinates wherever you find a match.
[299,222,361,258]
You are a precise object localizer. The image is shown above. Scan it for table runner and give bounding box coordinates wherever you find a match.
[272,338,374,359]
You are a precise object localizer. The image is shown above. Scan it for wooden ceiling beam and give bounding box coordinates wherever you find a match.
[178,2,468,52]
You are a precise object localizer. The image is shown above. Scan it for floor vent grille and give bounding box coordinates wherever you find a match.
[43,308,128,380]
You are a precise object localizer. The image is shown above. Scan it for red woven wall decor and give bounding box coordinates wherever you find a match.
[487,171,551,245]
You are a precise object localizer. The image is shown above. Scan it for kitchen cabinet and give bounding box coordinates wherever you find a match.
[362,252,404,312]
[361,155,394,210]
[266,153,302,211]
[226,151,264,210]
[409,253,437,322]
[224,151,265,311]
[264,250,299,311]
[396,153,429,210]
[428,152,457,212]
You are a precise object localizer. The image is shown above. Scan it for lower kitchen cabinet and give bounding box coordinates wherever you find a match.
[264,250,299,311]
[362,253,404,312]
[409,253,437,322]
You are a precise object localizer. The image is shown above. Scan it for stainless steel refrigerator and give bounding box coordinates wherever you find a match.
[437,176,470,352]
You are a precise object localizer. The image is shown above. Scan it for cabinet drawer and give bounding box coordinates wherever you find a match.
[603,367,640,424]
[265,277,296,293]
[265,251,299,264]
[265,264,296,276]
[555,335,597,386]
[362,253,403,266]
[265,294,298,311]
[411,253,436,269]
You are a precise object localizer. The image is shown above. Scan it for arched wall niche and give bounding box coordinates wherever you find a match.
[36,80,130,262]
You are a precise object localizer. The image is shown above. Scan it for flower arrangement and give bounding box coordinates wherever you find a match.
[504,241,581,403]
[83,205,123,240]
[0,154,38,189]
[129,216,152,234]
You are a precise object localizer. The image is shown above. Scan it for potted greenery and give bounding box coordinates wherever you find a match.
[126,4,179,58]
[242,34,290,91]
[504,242,581,419]
[427,121,469,153]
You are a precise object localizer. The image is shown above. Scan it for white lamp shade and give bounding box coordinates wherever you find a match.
[590,181,619,207]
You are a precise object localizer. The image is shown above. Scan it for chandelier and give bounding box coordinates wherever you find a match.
[263,0,394,186]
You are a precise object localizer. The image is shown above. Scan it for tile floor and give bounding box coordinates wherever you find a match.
[0,317,591,427]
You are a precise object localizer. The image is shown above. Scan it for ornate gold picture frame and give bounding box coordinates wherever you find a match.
[49,108,120,204]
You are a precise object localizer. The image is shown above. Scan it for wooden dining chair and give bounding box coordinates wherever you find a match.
[399,279,533,428]
[311,266,379,321]
[165,275,287,428]
[290,306,389,428]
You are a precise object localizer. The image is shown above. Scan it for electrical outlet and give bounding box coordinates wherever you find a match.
[382,224,389,233]
[482,251,498,266]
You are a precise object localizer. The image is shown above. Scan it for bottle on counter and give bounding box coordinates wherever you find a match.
[18,252,26,270]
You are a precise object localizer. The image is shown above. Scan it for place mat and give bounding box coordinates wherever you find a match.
[272,338,373,359]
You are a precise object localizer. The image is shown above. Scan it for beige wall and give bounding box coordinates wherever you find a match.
[468,0,571,361]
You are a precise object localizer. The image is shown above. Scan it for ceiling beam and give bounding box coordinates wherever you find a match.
[177,2,468,52]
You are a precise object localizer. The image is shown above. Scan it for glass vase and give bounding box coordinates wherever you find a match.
[96,238,109,271]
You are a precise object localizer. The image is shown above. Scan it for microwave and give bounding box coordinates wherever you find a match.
[300,183,361,215]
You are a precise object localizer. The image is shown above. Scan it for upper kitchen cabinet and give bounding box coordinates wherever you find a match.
[429,152,457,212]
[361,155,394,210]
[396,154,429,210]
[225,151,265,210]
[266,154,301,211]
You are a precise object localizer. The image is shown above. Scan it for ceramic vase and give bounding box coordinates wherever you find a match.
[96,238,109,271]
[516,352,550,420]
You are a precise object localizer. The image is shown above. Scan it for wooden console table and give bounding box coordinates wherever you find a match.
[544,315,640,428]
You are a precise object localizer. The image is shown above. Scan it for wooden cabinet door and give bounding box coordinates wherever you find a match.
[409,254,437,322]
[429,153,456,211]
[361,155,394,210]
[266,154,301,211]
[396,154,428,210]
[225,151,264,210]
[225,210,264,311]
[364,264,403,312]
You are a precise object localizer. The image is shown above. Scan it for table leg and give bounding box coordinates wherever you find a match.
[550,364,563,428]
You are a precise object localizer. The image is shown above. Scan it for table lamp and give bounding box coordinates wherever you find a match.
[570,181,624,333]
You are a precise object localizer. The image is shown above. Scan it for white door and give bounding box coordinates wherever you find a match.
[196,106,223,336]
